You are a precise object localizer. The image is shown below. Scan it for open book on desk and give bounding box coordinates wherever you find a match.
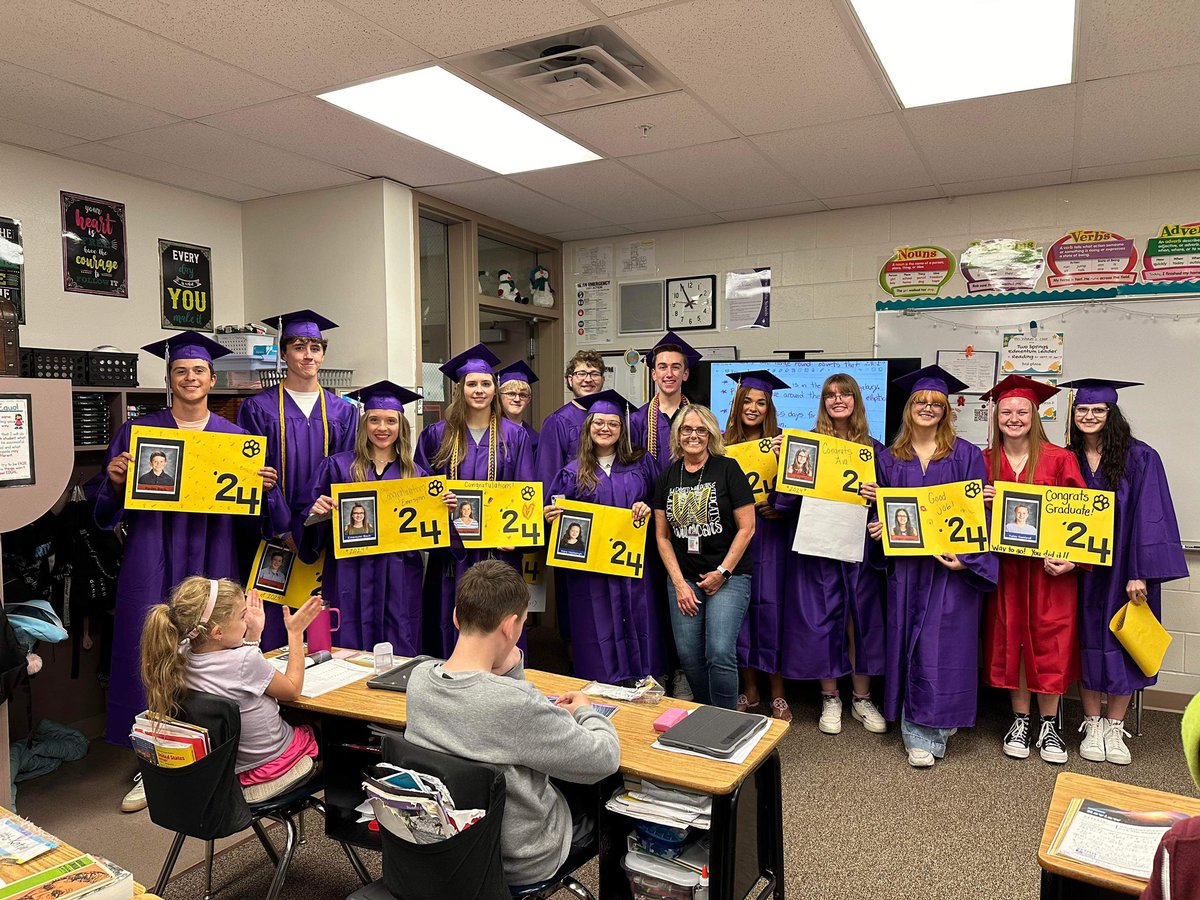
[1049,797,1189,880]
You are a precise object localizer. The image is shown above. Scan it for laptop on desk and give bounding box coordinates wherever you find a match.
[658,706,770,759]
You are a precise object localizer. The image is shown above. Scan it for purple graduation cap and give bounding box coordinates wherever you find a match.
[648,331,703,369]
[1057,377,1143,405]
[142,331,232,406]
[577,389,636,418]
[347,380,421,412]
[497,360,539,387]
[727,369,790,394]
[265,309,339,371]
[438,343,501,383]
[891,364,970,398]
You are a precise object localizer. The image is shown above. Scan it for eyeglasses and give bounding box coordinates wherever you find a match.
[592,421,620,432]
[1074,405,1108,419]
[500,391,531,401]
[570,370,603,380]
[911,400,946,411]
[679,426,709,437]
[824,391,852,401]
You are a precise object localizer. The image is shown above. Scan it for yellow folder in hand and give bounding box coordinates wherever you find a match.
[1109,600,1172,677]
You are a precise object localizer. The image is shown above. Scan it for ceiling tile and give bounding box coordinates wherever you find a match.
[1076,156,1200,183]
[551,225,635,242]
[822,186,942,209]
[0,117,87,152]
[622,213,724,233]
[590,0,673,13]
[752,114,930,198]
[1079,68,1200,168]
[718,201,826,223]
[623,139,812,211]
[546,92,736,157]
[906,86,1076,183]
[946,172,1071,203]
[0,0,290,118]
[77,0,430,93]
[0,60,178,141]
[424,178,610,233]
[618,0,891,133]
[104,122,364,194]
[57,142,272,201]
[339,0,597,58]
[512,159,704,223]
[1082,0,1200,80]
[201,96,494,186]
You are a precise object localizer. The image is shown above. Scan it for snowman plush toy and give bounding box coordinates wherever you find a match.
[497,269,527,304]
[529,265,554,308]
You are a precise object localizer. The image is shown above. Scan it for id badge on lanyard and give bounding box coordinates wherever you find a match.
[687,525,701,555]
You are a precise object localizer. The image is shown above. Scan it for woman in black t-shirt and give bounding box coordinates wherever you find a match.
[653,405,756,709]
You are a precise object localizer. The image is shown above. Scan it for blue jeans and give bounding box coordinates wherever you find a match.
[667,575,752,709]
[900,712,956,759]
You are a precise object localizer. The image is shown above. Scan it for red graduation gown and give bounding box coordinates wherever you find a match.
[982,443,1086,694]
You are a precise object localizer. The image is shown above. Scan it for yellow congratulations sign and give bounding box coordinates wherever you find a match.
[726,438,778,502]
[877,480,988,557]
[546,499,649,579]
[331,477,449,559]
[989,481,1115,565]
[444,480,544,549]
[775,429,874,505]
[248,540,323,608]
[125,425,266,515]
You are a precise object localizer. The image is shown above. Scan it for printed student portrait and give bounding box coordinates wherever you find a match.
[339,492,379,549]
[130,439,184,502]
[885,500,923,547]
[451,490,484,541]
[1001,494,1041,547]
[253,543,295,593]
[553,511,593,562]
[782,436,820,488]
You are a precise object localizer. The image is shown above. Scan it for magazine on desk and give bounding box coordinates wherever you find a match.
[1049,797,1189,880]
[0,853,133,899]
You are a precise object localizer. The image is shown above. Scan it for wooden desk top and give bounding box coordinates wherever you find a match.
[285,658,789,795]
[1038,771,1200,896]
[0,806,155,896]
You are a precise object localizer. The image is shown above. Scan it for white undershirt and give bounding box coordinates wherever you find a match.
[597,453,615,475]
[468,426,487,444]
[285,388,320,418]
[174,414,210,431]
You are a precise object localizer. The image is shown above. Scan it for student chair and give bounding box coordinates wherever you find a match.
[138,690,371,899]
[347,732,596,900]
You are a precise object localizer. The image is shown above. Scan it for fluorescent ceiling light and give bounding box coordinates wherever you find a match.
[319,66,601,175]
[849,0,1076,108]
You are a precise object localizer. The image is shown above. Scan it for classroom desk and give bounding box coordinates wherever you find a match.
[0,805,159,897]
[286,661,789,900]
[1038,771,1200,899]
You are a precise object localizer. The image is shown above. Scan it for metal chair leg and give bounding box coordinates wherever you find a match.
[263,815,298,900]
[203,840,215,900]
[561,875,596,899]
[1135,689,1144,737]
[153,832,186,894]
[308,799,371,885]
[297,806,307,847]
[251,818,280,866]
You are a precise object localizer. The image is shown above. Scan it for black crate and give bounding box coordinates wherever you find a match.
[20,347,88,384]
[87,350,139,387]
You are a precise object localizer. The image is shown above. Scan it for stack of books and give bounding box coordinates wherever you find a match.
[129,712,210,768]
[0,853,133,900]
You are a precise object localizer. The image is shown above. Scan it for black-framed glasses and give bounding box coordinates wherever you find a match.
[570,370,603,380]
[679,426,709,437]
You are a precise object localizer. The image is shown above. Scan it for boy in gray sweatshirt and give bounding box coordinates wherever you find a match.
[405,559,621,886]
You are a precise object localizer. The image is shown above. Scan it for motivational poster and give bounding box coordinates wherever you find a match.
[61,192,127,297]
[0,394,35,487]
[160,239,213,331]
[0,217,25,323]
[1046,229,1138,288]
[879,246,954,298]
[546,499,649,579]
[125,426,265,515]
[989,482,1115,566]
[1141,223,1200,283]
[877,480,988,557]
[960,238,1044,293]
[330,477,449,559]
[775,430,875,506]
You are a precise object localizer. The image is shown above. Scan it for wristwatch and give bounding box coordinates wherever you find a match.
[716,565,730,580]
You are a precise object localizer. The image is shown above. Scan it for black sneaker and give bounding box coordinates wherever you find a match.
[1002,714,1031,759]
[1036,717,1069,764]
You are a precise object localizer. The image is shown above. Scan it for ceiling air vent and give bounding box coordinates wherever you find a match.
[457,26,674,115]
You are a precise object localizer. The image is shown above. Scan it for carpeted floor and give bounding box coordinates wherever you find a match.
[22,690,1193,900]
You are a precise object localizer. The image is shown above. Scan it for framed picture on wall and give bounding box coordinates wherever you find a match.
[61,192,128,297]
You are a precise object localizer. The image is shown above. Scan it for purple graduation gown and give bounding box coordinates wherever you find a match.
[237,386,357,651]
[1077,439,1187,695]
[95,410,249,746]
[768,440,887,680]
[876,438,998,729]
[519,420,539,457]
[630,399,683,468]
[549,456,666,682]
[534,402,587,490]
[298,453,428,656]
[415,418,534,657]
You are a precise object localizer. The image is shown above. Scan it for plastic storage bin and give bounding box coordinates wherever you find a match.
[623,851,708,899]
[634,821,690,858]
[86,349,138,386]
[20,347,88,383]
[215,332,277,359]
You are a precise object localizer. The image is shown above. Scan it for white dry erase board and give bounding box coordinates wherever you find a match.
[876,293,1200,543]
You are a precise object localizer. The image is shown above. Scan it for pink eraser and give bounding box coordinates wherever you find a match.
[653,708,689,732]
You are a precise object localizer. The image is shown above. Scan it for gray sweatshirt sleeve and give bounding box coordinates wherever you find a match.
[515,697,621,784]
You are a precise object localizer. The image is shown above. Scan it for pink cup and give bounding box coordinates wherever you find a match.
[305,606,340,654]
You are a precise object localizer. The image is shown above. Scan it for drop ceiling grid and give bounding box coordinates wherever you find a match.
[57,142,274,202]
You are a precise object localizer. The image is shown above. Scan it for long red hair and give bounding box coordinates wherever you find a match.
[890,390,956,462]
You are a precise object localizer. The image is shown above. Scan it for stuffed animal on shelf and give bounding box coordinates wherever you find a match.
[497,269,527,304]
[529,265,554,308]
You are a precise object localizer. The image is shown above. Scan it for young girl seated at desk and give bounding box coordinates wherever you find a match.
[141,576,324,802]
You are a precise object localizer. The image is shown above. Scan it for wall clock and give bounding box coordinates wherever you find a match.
[666,274,716,331]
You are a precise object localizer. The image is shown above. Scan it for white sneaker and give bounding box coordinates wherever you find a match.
[1078,716,1105,762]
[120,773,146,813]
[818,694,843,734]
[1104,718,1132,765]
[672,670,693,702]
[851,697,887,734]
[907,748,935,768]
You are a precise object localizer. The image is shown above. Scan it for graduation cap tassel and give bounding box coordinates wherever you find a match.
[164,340,172,408]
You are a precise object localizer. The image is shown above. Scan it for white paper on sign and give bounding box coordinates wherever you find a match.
[792,497,867,563]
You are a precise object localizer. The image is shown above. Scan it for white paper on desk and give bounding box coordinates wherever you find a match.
[651,716,771,765]
[792,497,866,563]
[273,658,370,697]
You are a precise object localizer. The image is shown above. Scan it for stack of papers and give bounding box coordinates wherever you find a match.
[0,818,57,864]
[129,713,210,768]
[267,658,371,697]
[363,764,486,845]
[1049,797,1188,879]
[606,778,712,830]
[0,853,134,899]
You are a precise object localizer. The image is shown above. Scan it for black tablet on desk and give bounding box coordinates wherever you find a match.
[658,706,770,759]
[366,656,440,693]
